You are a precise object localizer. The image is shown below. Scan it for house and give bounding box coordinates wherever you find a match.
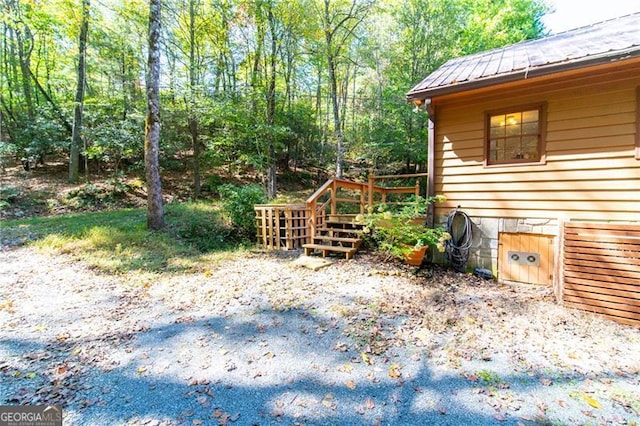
[406,13,640,325]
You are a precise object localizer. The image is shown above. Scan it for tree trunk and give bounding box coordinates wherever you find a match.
[265,5,277,199]
[188,0,201,198]
[327,52,344,178]
[145,0,164,230]
[69,0,89,183]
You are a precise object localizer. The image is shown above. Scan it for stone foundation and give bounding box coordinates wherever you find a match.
[435,214,559,276]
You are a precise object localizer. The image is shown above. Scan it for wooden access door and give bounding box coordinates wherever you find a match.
[499,233,555,285]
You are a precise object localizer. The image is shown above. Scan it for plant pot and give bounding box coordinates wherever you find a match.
[404,245,427,266]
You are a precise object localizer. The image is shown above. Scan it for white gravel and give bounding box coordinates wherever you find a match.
[1,247,639,425]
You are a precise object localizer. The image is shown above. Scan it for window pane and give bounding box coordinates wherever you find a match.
[506,137,522,159]
[490,114,505,127]
[522,109,539,123]
[506,113,521,126]
[522,121,538,134]
[506,123,521,136]
[522,136,539,159]
[490,126,505,138]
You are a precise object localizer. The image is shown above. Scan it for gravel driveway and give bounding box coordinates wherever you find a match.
[1,247,639,425]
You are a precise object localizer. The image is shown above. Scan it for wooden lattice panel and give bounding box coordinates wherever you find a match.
[255,204,310,250]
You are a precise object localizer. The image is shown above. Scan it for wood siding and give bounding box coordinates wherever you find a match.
[563,222,640,327]
[432,63,640,222]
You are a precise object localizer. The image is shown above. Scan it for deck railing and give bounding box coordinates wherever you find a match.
[306,172,428,239]
[255,172,429,250]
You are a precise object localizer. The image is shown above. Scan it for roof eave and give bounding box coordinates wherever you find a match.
[406,48,640,102]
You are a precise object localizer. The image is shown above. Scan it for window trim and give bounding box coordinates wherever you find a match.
[484,103,547,167]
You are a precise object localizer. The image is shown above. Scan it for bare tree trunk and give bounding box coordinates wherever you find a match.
[69,0,89,183]
[145,0,164,230]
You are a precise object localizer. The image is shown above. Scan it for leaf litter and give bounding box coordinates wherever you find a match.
[1,247,639,425]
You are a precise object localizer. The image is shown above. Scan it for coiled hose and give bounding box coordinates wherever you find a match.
[445,208,474,272]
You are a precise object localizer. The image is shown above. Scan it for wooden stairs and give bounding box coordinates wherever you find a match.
[303,214,365,260]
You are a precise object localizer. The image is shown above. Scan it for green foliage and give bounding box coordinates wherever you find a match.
[0,142,17,170]
[0,202,239,273]
[165,202,237,251]
[358,196,450,261]
[64,178,131,210]
[219,184,267,238]
[0,187,21,210]
[203,174,224,195]
[84,112,144,172]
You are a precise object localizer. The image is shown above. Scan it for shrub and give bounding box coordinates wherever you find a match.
[357,196,450,261]
[219,184,267,239]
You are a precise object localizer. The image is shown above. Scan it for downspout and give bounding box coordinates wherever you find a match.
[425,98,436,228]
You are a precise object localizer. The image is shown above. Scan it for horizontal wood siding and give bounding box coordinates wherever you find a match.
[433,64,640,222]
[563,222,640,327]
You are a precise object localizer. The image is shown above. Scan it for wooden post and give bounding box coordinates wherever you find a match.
[426,98,435,228]
[367,171,374,209]
[308,199,317,243]
[330,180,337,217]
[553,218,566,304]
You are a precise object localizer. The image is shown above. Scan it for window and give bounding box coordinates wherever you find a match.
[486,105,545,165]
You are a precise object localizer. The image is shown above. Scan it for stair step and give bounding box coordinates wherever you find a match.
[313,236,361,244]
[318,227,364,235]
[303,243,358,260]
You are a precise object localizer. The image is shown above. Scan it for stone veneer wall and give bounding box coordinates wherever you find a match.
[435,214,559,276]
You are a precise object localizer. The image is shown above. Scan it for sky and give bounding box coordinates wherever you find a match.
[542,0,640,33]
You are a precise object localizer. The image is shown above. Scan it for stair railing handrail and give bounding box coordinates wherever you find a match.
[305,173,429,242]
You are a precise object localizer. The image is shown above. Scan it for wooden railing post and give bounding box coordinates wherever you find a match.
[330,180,337,217]
[308,199,317,243]
[368,171,374,209]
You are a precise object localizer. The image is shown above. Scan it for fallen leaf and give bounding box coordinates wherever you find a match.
[539,378,552,386]
[494,413,507,421]
[136,366,147,374]
[581,393,601,409]
[388,364,401,379]
[345,380,357,390]
[365,398,375,410]
[557,399,567,407]
[25,372,36,379]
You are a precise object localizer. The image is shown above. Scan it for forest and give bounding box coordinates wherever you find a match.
[1,0,548,202]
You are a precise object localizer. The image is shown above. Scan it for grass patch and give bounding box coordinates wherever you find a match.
[0,202,246,273]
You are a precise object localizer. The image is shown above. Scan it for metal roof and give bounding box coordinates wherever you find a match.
[406,12,640,100]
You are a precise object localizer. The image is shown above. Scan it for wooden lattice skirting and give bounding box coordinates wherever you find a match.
[255,204,310,250]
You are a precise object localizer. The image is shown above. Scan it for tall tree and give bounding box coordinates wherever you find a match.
[145,0,164,230]
[316,0,372,178]
[69,0,90,183]
[265,1,278,199]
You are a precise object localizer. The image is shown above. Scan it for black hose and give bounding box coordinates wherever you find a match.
[445,208,473,272]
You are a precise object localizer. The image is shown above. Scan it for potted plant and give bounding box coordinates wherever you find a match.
[356,196,450,265]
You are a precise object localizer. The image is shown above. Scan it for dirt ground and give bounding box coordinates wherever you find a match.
[1,162,640,425]
[1,246,639,425]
